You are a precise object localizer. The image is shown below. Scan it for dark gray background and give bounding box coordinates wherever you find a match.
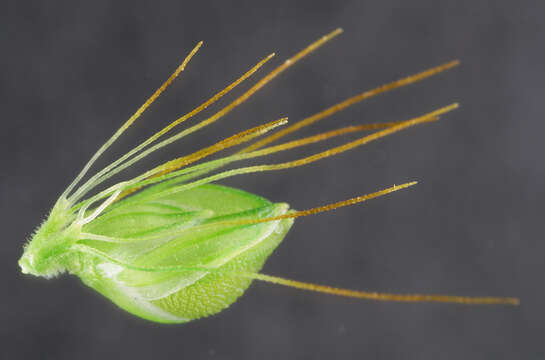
[1,1,542,359]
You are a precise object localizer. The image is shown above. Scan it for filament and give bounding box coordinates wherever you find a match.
[59,30,519,309]
[82,182,417,242]
[70,28,342,203]
[115,118,289,201]
[131,118,400,189]
[140,104,456,202]
[157,60,460,187]
[248,273,520,305]
[174,28,343,140]
[71,104,450,214]
[76,120,405,212]
[242,60,460,152]
[71,245,519,306]
[201,182,418,228]
[62,41,203,200]
[69,52,275,203]
[135,119,430,193]
[149,118,288,178]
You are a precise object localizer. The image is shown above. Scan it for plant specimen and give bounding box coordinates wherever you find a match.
[18,29,518,323]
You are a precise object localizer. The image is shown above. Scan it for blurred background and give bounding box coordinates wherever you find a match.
[1,0,542,358]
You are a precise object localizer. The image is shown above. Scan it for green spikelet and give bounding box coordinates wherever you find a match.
[19,29,517,324]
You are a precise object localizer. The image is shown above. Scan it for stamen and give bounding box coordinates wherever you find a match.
[246,118,435,160]
[206,182,418,227]
[105,182,418,241]
[150,54,276,141]
[121,104,455,204]
[114,118,288,201]
[85,120,404,209]
[150,118,289,178]
[123,42,203,131]
[72,28,342,203]
[127,28,344,161]
[253,104,455,170]
[62,42,203,200]
[71,244,519,306]
[141,119,425,190]
[181,28,343,137]
[248,273,520,305]
[69,52,276,203]
[242,60,460,152]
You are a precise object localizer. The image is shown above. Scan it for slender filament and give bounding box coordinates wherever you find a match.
[70,103,452,215]
[71,28,342,203]
[83,182,418,242]
[249,273,520,305]
[242,60,460,152]
[71,244,519,306]
[69,52,276,203]
[60,29,519,309]
[62,41,203,200]
[112,104,455,204]
[150,118,288,178]
[131,118,436,194]
[207,182,418,228]
[115,118,288,201]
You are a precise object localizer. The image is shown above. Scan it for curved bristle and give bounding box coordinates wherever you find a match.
[151,118,289,177]
[72,244,519,306]
[63,41,203,201]
[248,273,520,306]
[125,41,203,131]
[206,181,418,228]
[243,60,460,152]
[69,29,342,204]
[68,51,276,204]
[114,118,289,201]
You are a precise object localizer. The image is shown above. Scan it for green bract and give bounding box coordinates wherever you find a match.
[22,184,292,323]
[19,29,517,324]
